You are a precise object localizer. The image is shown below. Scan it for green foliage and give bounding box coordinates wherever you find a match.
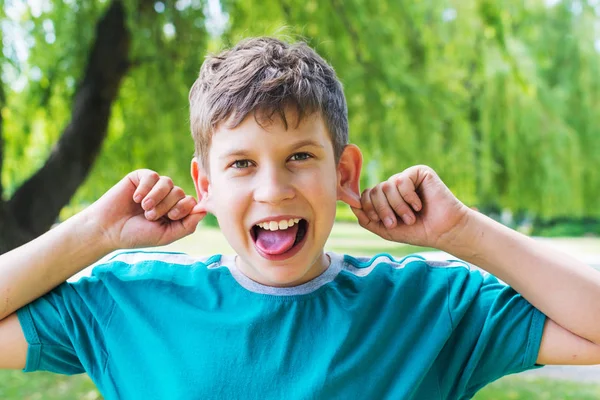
[2,371,600,399]
[223,0,600,219]
[532,217,600,237]
[2,0,208,203]
[1,0,599,221]
[201,212,220,227]
[335,202,357,223]
[0,370,101,399]
[474,376,600,399]
[2,1,107,198]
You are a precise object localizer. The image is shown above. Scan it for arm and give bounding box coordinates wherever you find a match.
[351,165,600,365]
[0,170,205,369]
[0,313,27,369]
[0,212,110,322]
[0,213,109,370]
[0,210,110,370]
[446,210,600,364]
[445,209,600,347]
[537,319,600,365]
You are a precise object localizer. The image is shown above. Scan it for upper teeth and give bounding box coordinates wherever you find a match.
[256,218,301,231]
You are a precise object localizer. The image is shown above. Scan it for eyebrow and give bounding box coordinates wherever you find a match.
[220,139,324,159]
[220,149,251,159]
[291,139,325,149]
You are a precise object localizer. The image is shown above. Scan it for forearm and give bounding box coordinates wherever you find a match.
[0,212,114,321]
[442,210,600,345]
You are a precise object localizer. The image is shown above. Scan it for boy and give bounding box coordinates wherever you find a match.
[1,37,599,399]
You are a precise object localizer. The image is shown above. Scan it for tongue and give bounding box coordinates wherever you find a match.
[255,224,299,255]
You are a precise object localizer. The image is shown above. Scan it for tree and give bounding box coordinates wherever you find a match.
[0,0,130,252]
[1,0,599,255]
[222,0,600,218]
[0,0,210,253]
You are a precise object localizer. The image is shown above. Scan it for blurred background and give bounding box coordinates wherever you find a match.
[0,0,599,398]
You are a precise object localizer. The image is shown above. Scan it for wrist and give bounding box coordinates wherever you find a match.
[67,210,118,256]
[436,207,481,259]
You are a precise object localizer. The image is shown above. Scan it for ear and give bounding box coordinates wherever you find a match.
[336,144,363,209]
[190,158,212,213]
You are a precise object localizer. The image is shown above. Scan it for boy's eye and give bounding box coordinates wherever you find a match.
[231,160,252,169]
[289,152,312,162]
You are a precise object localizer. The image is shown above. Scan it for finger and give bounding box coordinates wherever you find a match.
[350,206,371,228]
[343,189,361,209]
[179,210,206,234]
[146,185,185,221]
[382,181,414,226]
[141,176,174,212]
[158,211,206,245]
[132,171,160,204]
[190,202,207,214]
[166,195,197,221]
[369,186,397,228]
[393,174,422,212]
[351,206,385,236]
[360,188,379,222]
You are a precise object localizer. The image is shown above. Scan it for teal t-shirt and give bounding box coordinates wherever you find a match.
[17,251,546,399]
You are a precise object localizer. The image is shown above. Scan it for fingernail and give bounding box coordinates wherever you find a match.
[143,199,154,210]
[169,208,179,218]
[146,210,156,220]
[402,214,413,224]
[412,203,420,211]
[134,194,142,203]
[384,217,394,228]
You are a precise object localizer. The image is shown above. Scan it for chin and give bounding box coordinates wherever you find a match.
[252,260,309,287]
[233,234,327,286]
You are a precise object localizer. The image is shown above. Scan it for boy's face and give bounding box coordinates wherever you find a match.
[192,110,362,287]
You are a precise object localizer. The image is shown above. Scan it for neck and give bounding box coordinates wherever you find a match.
[234,251,331,288]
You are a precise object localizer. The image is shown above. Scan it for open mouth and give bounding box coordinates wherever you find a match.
[251,219,308,260]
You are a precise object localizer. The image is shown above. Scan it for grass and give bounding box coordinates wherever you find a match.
[474,376,600,399]
[3,221,600,399]
[3,371,600,399]
[0,371,100,399]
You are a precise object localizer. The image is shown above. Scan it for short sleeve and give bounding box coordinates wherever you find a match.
[440,266,547,398]
[16,275,114,375]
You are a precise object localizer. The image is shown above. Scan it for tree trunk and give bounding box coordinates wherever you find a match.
[0,0,130,254]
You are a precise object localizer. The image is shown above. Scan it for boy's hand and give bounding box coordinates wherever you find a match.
[351,165,470,249]
[84,169,206,251]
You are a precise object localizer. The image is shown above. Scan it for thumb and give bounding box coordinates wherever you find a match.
[180,211,206,234]
[345,192,362,209]
[351,206,390,239]
[350,206,371,229]
[190,202,207,215]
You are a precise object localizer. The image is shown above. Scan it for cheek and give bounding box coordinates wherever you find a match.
[299,168,338,200]
[211,180,249,230]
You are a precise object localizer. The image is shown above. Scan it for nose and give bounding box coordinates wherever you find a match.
[253,165,295,204]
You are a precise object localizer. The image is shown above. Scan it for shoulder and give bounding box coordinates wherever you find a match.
[338,252,498,298]
[89,250,223,285]
[340,252,478,279]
